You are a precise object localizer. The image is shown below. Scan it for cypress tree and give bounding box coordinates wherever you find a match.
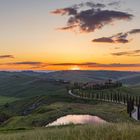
[114,94,116,102]
[136,96,138,106]
[138,104,140,120]
[120,93,122,102]
[117,93,119,102]
[110,93,112,101]
[118,93,120,103]
[132,96,135,105]
[126,94,129,103]
[123,95,126,104]
[127,100,129,114]
[139,96,140,105]
[97,93,99,99]
[112,93,115,101]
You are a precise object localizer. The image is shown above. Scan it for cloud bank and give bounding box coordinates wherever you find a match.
[111,50,140,56]
[92,28,140,44]
[50,62,140,68]
[1,61,140,69]
[0,55,14,59]
[51,1,133,33]
[4,61,47,69]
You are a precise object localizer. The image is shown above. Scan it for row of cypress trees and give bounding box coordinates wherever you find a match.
[74,89,140,105]
[71,88,140,120]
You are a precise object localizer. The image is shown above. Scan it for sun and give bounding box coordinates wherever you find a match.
[70,66,80,70]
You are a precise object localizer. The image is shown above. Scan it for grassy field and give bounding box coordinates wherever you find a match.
[1,101,133,129]
[0,123,140,140]
[0,96,19,105]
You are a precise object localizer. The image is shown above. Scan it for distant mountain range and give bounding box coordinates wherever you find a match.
[1,70,140,86]
[46,70,140,85]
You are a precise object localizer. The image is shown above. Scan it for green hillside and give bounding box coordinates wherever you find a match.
[0,71,139,131]
[0,71,65,98]
[1,101,132,129]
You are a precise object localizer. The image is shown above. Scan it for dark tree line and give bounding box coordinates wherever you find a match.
[72,80,122,91]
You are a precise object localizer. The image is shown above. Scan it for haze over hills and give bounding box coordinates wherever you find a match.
[46,70,140,85]
[0,70,140,87]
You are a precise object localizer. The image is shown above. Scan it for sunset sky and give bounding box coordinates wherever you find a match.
[0,0,140,71]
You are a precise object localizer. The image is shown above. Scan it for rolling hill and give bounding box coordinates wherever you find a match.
[0,70,139,99]
[0,70,140,98]
[46,70,140,85]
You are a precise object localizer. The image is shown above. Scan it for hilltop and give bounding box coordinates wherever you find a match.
[46,70,140,85]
